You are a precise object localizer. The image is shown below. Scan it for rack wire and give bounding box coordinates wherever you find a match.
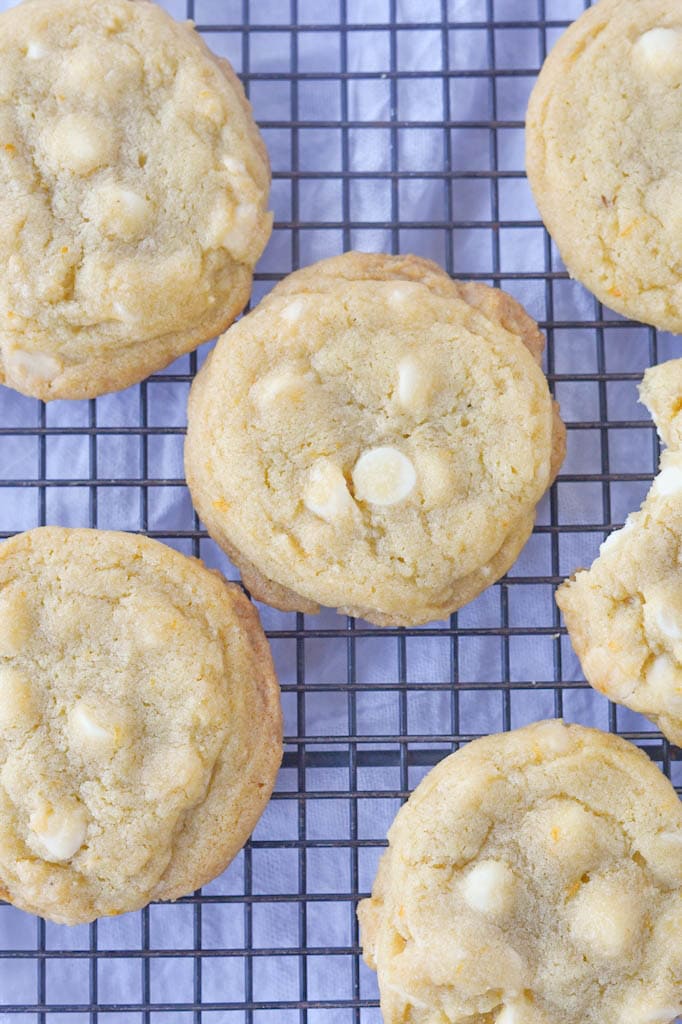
[0,0,680,1021]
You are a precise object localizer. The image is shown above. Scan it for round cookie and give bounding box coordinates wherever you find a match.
[0,527,282,924]
[526,0,682,333]
[185,252,565,627]
[557,359,682,748]
[358,720,682,1024]
[0,0,272,400]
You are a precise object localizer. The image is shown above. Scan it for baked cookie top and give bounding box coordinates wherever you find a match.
[358,720,682,1024]
[557,358,682,747]
[0,0,272,400]
[526,0,682,333]
[185,252,565,627]
[0,527,282,924]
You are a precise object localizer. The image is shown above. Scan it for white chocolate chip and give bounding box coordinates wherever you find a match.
[569,877,640,958]
[0,588,33,657]
[619,999,681,1024]
[5,348,62,384]
[397,355,433,413]
[280,298,307,325]
[654,464,682,497]
[26,40,47,59]
[60,49,110,93]
[599,530,623,555]
[416,449,454,508]
[44,114,113,175]
[352,447,416,506]
[251,369,307,411]
[222,156,249,178]
[195,89,222,122]
[639,830,682,887]
[496,1001,541,1024]
[30,804,87,862]
[89,184,151,241]
[201,198,236,250]
[206,201,259,260]
[461,859,517,917]
[69,702,115,747]
[533,719,573,755]
[646,654,682,709]
[304,459,357,523]
[387,282,420,305]
[634,27,682,76]
[0,668,36,730]
[655,605,682,641]
[174,747,204,801]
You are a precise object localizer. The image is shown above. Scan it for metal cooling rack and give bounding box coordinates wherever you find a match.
[0,0,680,1021]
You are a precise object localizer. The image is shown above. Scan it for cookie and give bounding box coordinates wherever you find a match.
[358,720,682,1024]
[185,252,565,627]
[0,527,282,924]
[557,358,682,747]
[0,0,272,401]
[526,0,682,333]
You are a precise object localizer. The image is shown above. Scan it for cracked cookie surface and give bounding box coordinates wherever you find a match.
[0,0,272,400]
[185,252,565,627]
[358,720,682,1024]
[0,527,282,924]
[557,358,682,747]
[526,0,682,333]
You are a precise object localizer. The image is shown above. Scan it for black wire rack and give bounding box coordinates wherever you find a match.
[0,0,680,1021]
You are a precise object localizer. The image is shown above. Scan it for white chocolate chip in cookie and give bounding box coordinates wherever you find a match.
[416,449,454,508]
[352,447,416,506]
[26,40,47,59]
[646,655,682,710]
[0,668,37,731]
[569,876,641,959]
[397,355,433,414]
[599,516,635,555]
[387,282,420,306]
[524,798,606,876]
[461,859,517,917]
[206,201,260,261]
[635,830,682,889]
[654,604,682,642]
[68,702,118,752]
[251,368,307,411]
[0,588,33,657]
[174,747,205,802]
[634,28,682,78]
[88,183,151,242]
[44,114,114,176]
[496,997,546,1024]
[653,462,682,497]
[628,1005,682,1024]
[4,348,62,384]
[304,459,357,523]
[280,298,307,325]
[30,803,88,863]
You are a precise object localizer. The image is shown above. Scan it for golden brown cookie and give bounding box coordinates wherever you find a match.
[557,358,682,747]
[527,0,682,332]
[0,0,272,400]
[0,527,282,924]
[359,720,682,1024]
[185,252,565,627]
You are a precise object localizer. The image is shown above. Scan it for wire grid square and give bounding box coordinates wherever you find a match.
[0,0,680,1021]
